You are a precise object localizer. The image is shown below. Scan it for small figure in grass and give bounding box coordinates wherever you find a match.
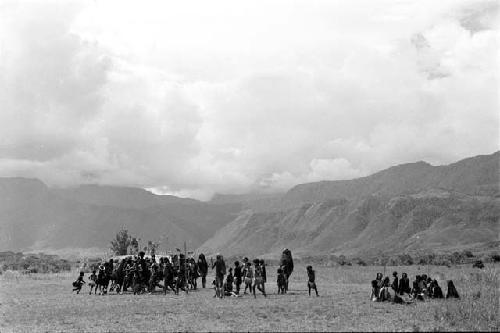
[399,272,411,295]
[306,265,319,297]
[277,267,286,294]
[88,270,98,295]
[72,271,86,294]
[378,277,392,302]
[429,279,444,299]
[446,280,460,299]
[391,271,399,294]
[370,273,383,301]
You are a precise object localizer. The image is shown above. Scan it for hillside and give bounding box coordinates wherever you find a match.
[0,179,241,253]
[1,151,498,257]
[199,152,499,257]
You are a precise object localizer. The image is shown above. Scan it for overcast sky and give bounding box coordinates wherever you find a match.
[0,0,498,200]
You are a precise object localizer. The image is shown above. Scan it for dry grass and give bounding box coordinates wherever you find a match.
[0,264,498,332]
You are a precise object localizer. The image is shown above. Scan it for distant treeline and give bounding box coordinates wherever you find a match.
[0,251,72,274]
[298,250,500,267]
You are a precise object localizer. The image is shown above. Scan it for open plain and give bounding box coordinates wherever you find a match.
[1,264,498,332]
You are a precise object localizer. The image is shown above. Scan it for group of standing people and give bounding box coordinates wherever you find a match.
[370,271,460,303]
[211,255,268,298]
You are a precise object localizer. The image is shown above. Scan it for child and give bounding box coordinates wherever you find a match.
[306,265,319,297]
[72,271,86,294]
[88,270,97,295]
[224,268,238,297]
[277,267,286,294]
[234,261,242,295]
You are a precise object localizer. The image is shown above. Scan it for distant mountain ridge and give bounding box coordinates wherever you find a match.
[252,152,499,212]
[0,151,498,257]
[0,179,241,253]
[199,151,499,257]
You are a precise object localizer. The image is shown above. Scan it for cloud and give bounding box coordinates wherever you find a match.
[0,0,498,200]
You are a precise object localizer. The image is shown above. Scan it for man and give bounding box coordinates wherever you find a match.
[197,254,208,288]
[212,253,226,298]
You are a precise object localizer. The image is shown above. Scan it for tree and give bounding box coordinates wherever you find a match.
[110,229,132,256]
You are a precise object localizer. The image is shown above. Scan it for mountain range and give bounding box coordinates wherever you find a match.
[0,151,498,258]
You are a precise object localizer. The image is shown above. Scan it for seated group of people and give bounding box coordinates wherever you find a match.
[371,271,460,303]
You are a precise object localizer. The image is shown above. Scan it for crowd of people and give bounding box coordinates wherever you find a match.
[72,251,461,304]
[71,248,310,298]
[370,271,460,304]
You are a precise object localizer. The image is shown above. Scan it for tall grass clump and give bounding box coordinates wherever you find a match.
[432,267,499,331]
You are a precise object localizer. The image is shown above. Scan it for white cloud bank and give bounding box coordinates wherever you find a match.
[0,0,498,200]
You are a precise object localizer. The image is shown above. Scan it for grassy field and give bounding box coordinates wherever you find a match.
[1,264,498,332]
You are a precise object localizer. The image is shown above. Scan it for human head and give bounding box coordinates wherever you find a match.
[376,273,383,280]
[80,271,84,276]
[259,259,265,265]
[402,273,407,278]
[234,261,239,267]
[92,270,96,274]
[393,271,398,277]
[306,265,312,271]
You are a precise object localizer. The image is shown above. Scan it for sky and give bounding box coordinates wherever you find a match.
[0,0,498,200]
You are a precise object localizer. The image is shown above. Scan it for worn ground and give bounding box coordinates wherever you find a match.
[1,264,498,332]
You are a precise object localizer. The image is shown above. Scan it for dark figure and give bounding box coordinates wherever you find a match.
[370,273,383,301]
[149,264,162,293]
[306,265,319,297]
[411,275,421,297]
[379,277,392,302]
[399,273,411,294]
[97,265,109,295]
[72,271,85,294]
[212,254,226,298]
[187,258,199,290]
[88,270,98,295]
[277,268,286,294]
[224,268,236,296]
[259,259,267,283]
[110,258,127,294]
[430,280,444,299]
[234,261,242,295]
[163,258,176,294]
[138,251,150,287]
[391,271,399,294]
[279,249,294,292]
[446,280,460,299]
[243,262,253,294]
[122,258,135,292]
[253,259,266,298]
[197,253,209,288]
